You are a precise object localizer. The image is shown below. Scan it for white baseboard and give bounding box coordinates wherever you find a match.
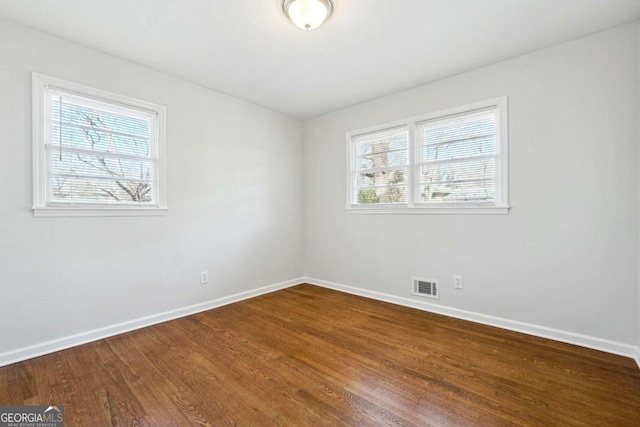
[3,276,638,370]
[304,277,638,361]
[0,277,304,368]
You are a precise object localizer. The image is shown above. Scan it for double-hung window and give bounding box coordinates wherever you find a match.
[32,73,167,217]
[347,97,508,214]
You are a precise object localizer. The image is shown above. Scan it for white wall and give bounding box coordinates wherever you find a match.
[0,19,303,354]
[2,16,639,361]
[303,23,639,345]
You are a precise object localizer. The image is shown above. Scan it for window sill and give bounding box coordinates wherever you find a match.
[345,205,509,215]
[33,206,168,218]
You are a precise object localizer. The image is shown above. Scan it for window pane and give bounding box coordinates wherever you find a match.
[421,180,494,202]
[50,148,154,183]
[51,176,153,203]
[51,97,152,158]
[355,127,408,157]
[51,123,151,158]
[423,135,495,162]
[52,95,151,139]
[421,110,495,146]
[357,169,406,187]
[357,186,407,204]
[358,150,407,170]
[421,158,495,183]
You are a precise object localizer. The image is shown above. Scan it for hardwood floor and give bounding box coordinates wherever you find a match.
[1,284,639,426]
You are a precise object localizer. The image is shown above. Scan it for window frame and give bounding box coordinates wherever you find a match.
[345,97,509,215]
[32,73,167,217]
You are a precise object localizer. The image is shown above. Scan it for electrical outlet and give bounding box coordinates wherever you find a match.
[454,275,463,289]
[200,271,209,285]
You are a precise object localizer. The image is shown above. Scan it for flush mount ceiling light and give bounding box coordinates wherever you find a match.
[282,0,333,31]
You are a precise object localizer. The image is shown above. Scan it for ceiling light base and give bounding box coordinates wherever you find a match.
[282,0,333,31]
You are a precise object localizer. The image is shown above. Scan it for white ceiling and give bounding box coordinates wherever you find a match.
[0,0,639,119]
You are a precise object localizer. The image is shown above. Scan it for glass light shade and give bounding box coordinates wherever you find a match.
[283,0,333,31]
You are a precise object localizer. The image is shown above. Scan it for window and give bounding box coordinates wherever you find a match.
[32,73,167,217]
[346,97,508,214]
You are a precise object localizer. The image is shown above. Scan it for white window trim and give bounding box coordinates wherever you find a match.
[32,73,168,217]
[345,97,509,215]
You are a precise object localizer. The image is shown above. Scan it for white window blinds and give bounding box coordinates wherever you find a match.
[46,89,158,205]
[346,97,508,214]
[352,126,409,204]
[417,108,498,203]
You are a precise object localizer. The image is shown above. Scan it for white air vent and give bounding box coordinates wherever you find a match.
[412,277,439,299]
